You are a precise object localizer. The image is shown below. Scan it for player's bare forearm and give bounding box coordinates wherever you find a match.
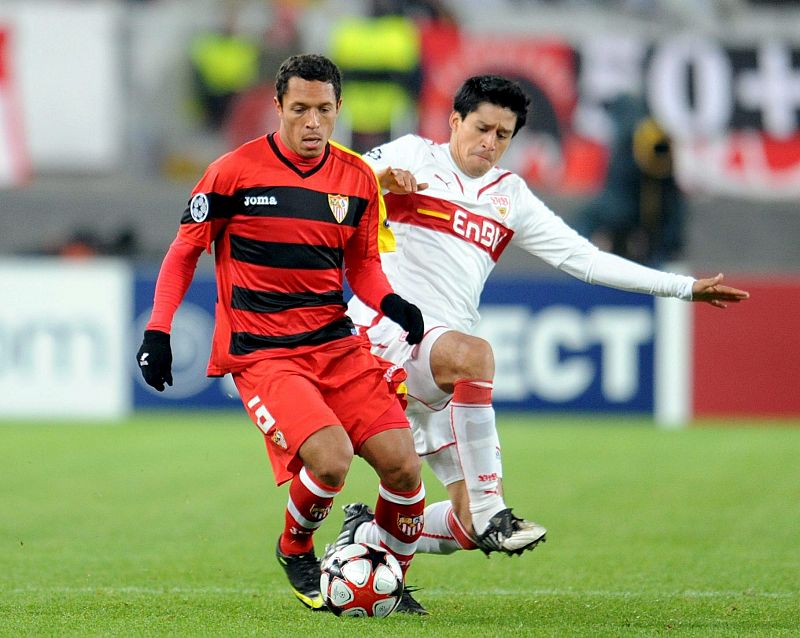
[691,273,750,308]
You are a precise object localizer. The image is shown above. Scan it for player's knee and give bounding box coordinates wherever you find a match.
[306,452,353,488]
[457,336,494,379]
[299,426,354,487]
[314,461,352,488]
[378,453,422,492]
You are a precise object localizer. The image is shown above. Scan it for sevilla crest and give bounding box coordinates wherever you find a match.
[397,513,423,537]
[328,194,349,223]
[271,428,288,450]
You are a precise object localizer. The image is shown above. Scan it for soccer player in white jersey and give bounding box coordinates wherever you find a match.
[333,75,749,571]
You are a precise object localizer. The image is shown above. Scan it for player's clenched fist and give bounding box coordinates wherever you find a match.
[380,294,424,345]
[136,330,173,391]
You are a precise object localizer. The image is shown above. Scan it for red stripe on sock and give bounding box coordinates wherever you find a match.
[447,508,478,550]
[303,468,341,494]
[280,469,341,555]
[453,379,493,405]
[384,481,424,501]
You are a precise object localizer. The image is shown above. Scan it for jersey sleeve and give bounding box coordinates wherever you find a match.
[146,237,204,332]
[344,177,394,310]
[362,134,427,177]
[177,159,239,253]
[513,181,694,299]
[363,135,427,255]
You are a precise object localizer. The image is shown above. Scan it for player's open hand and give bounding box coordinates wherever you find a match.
[377,167,428,194]
[691,273,749,308]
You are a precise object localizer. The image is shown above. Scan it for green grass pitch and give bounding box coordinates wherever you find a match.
[2,413,799,637]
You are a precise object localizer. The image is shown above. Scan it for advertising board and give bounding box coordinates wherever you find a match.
[133,271,239,409]
[133,271,661,415]
[0,259,131,418]
[475,277,657,413]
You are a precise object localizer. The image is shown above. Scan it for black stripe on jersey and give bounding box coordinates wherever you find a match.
[267,133,329,178]
[238,186,368,228]
[230,235,343,270]
[231,286,345,314]
[230,317,355,354]
[180,192,239,224]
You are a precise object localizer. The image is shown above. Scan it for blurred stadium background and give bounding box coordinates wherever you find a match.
[1,0,798,422]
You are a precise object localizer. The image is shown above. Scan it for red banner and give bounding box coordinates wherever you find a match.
[0,25,28,187]
[693,278,800,417]
[418,27,800,199]
[418,25,603,192]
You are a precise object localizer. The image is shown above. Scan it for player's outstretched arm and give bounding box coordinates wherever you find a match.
[691,273,750,308]
[377,167,428,194]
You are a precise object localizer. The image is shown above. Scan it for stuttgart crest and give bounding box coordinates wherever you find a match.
[488,193,511,218]
[328,194,349,223]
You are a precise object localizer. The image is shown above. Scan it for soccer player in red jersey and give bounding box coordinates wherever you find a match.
[136,54,427,614]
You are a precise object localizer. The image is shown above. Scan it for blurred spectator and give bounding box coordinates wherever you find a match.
[188,9,263,130]
[261,1,306,73]
[574,94,685,267]
[41,227,139,260]
[329,2,428,152]
[223,1,303,148]
[370,0,458,21]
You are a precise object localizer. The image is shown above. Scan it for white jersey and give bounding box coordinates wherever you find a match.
[348,134,695,333]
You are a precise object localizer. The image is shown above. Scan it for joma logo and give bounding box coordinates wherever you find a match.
[244,195,277,206]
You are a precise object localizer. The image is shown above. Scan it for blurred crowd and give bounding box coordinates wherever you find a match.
[185,0,455,154]
[9,0,799,263]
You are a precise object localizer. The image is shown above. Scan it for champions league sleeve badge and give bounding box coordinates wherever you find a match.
[189,193,210,222]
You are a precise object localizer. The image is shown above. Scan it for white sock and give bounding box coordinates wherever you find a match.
[451,379,505,534]
[353,519,380,546]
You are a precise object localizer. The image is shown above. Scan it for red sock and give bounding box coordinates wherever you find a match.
[373,482,425,574]
[279,467,341,555]
[446,506,478,550]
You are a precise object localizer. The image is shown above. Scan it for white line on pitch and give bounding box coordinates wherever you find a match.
[5,586,796,599]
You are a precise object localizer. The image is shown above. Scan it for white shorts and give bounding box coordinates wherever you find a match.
[409,410,464,486]
[354,313,461,462]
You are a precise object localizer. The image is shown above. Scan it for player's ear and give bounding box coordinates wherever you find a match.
[449,111,462,132]
[273,95,283,116]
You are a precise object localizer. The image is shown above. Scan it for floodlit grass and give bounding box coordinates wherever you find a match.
[1,413,799,637]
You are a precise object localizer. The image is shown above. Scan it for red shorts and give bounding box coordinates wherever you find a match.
[232,336,410,485]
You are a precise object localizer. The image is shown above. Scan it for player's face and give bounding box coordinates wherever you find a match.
[275,77,341,158]
[448,103,517,178]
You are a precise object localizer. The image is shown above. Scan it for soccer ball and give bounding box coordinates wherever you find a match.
[320,542,404,617]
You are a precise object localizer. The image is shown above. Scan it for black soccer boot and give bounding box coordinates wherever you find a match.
[322,503,375,564]
[275,538,327,611]
[395,585,428,615]
[474,508,547,556]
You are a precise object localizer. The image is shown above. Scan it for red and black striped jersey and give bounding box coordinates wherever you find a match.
[177,133,395,376]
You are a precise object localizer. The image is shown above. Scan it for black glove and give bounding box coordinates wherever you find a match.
[380,293,424,345]
[136,330,173,392]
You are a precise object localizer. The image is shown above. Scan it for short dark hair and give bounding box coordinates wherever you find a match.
[453,75,530,136]
[275,54,342,104]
